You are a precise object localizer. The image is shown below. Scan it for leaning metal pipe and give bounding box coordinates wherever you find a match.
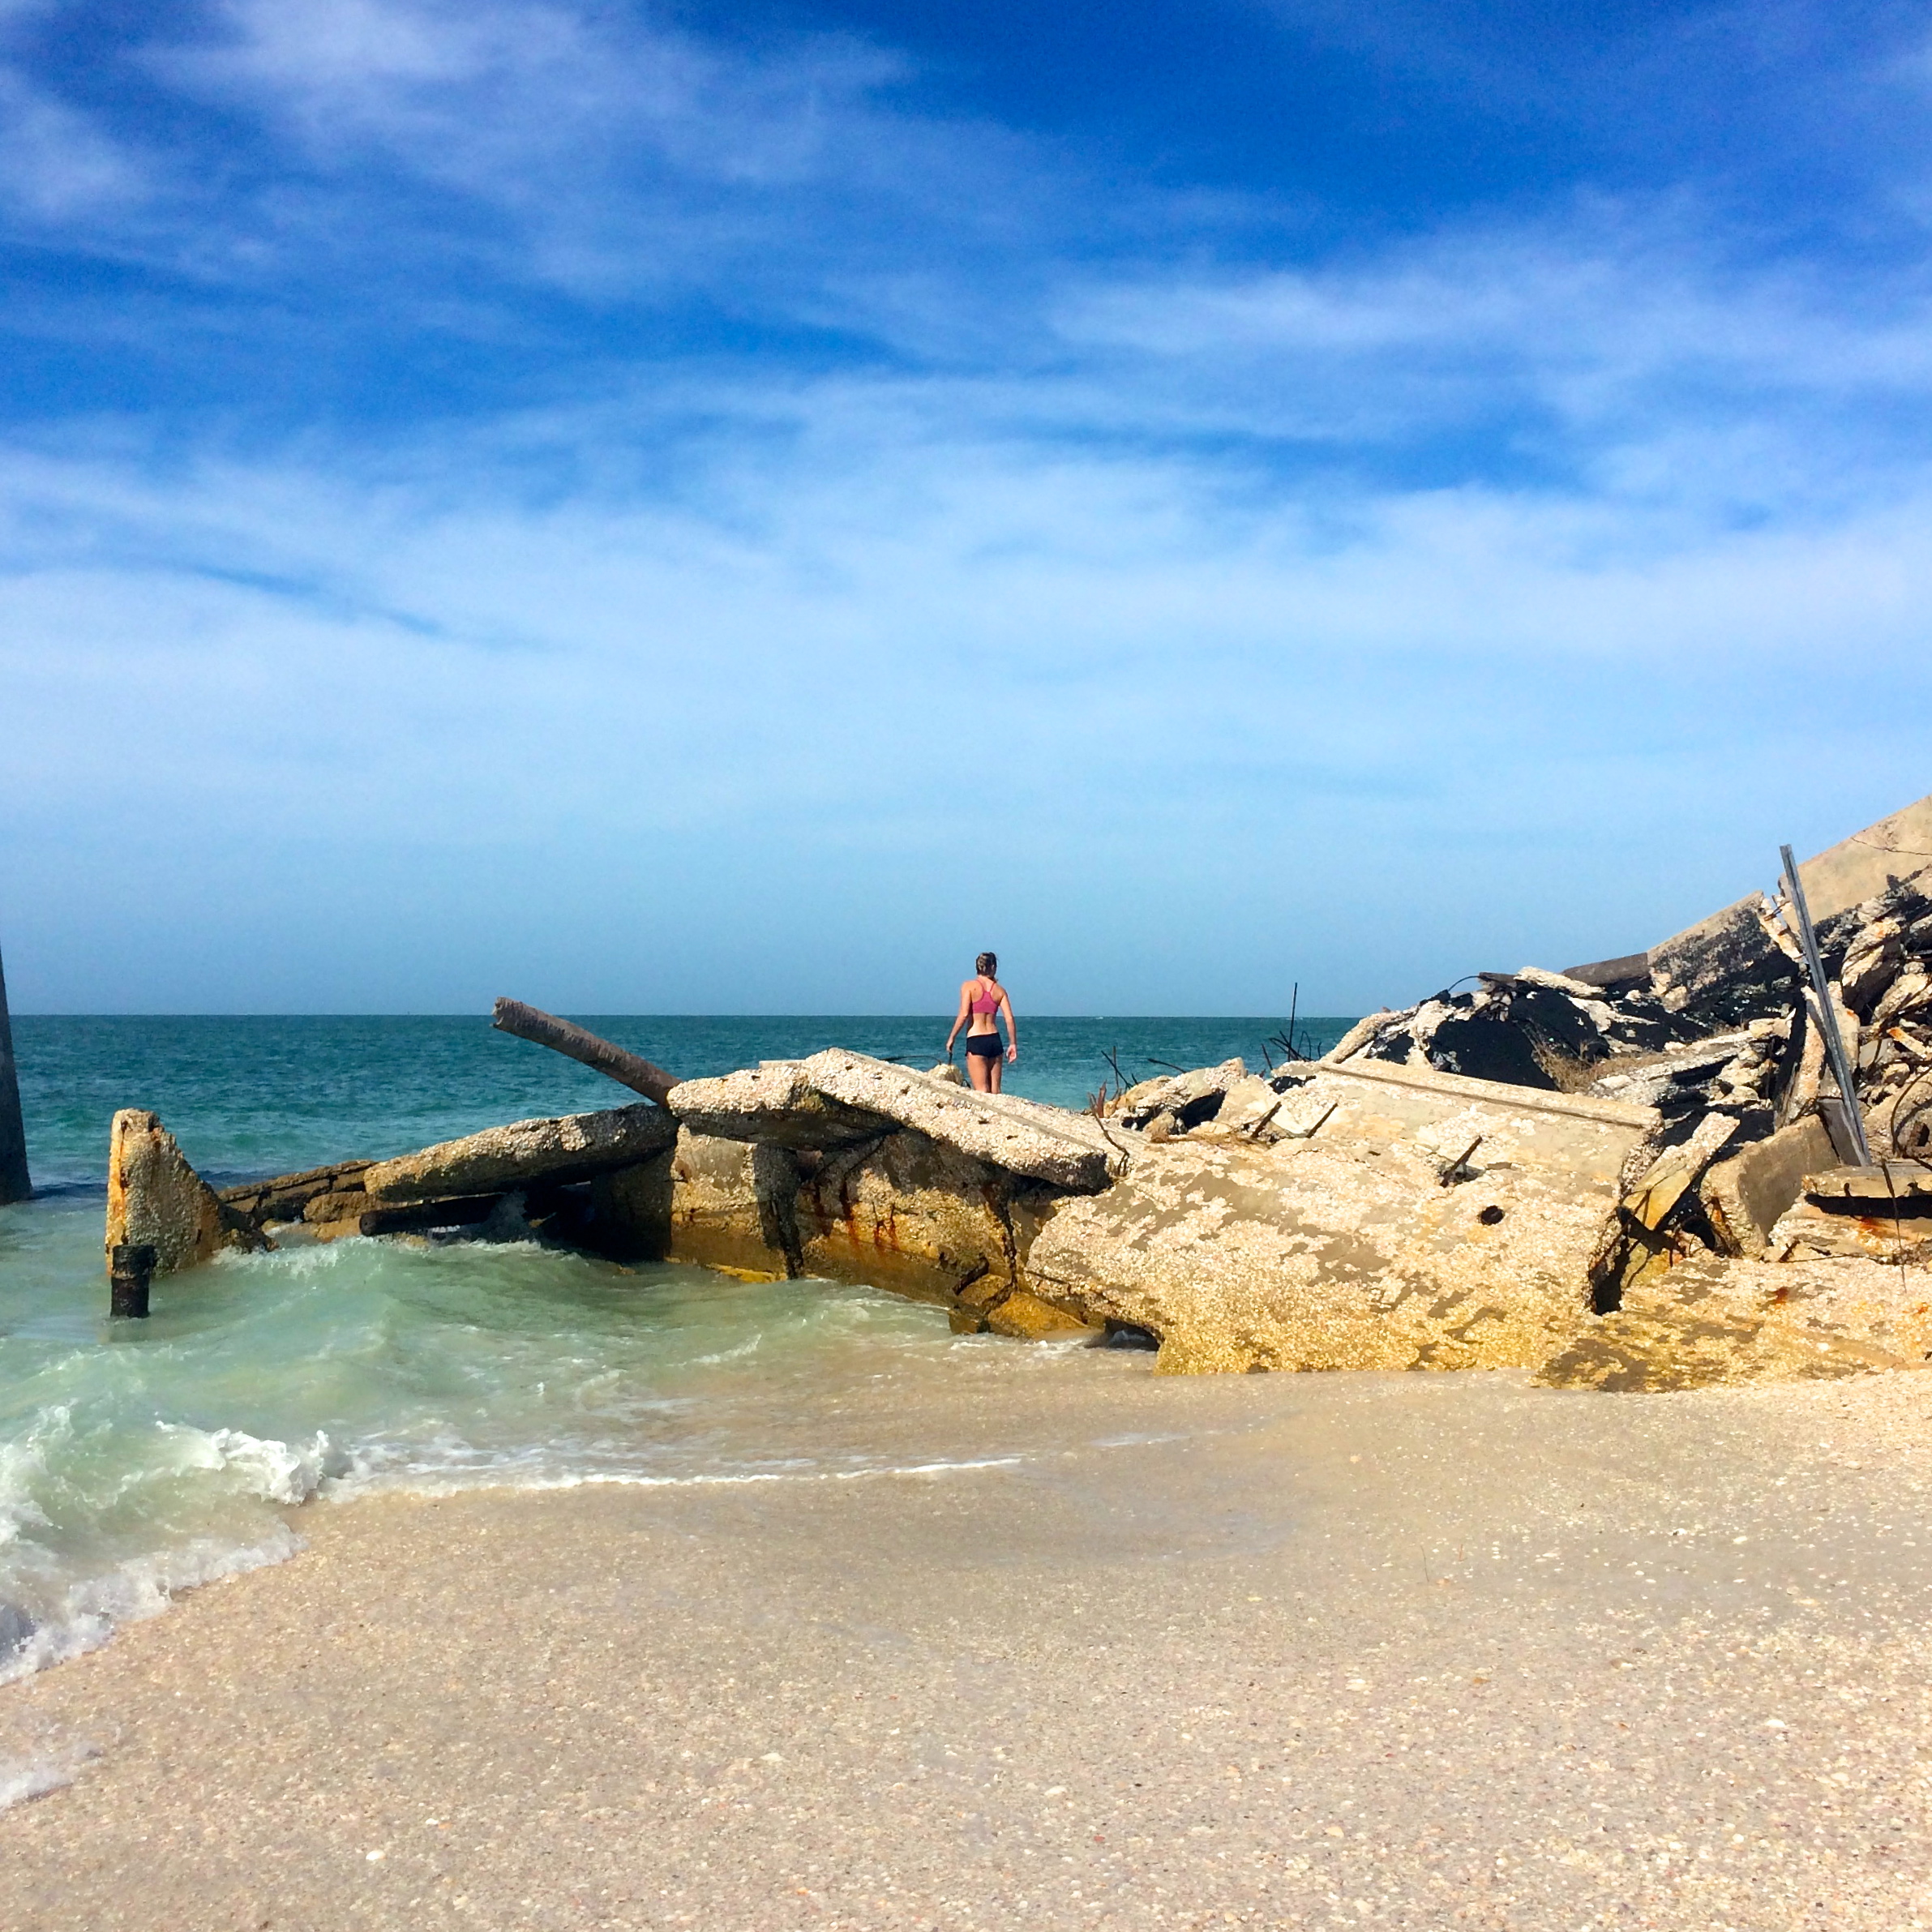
[1779,843,1873,1169]
[490,999,679,1107]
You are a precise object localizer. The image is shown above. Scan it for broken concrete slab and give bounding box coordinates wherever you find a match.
[1344,972,1700,1092]
[1699,1114,1839,1257]
[1018,1059,1659,1375]
[217,1159,376,1231]
[105,1109,268,1276]
[666,1062,893,1152]
[1117,1059,1249,1129]
[1801,1163,1932,1206]
[1761,1163,1932,1265]
[803,1052,1115,1190]
[361,1103,678,1203]
[666,1052,1116,1192]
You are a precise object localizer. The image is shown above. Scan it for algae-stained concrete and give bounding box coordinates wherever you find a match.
[795,1129,1049,1312]
[1534,1250,1932,1390]
[1019,1060,1659,1375]
[664,1129,795,1279]
[105,1108,267,1275]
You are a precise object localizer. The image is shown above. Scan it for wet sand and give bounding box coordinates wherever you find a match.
[5,1357,1932,1930]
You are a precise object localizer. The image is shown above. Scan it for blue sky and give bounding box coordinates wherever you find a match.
[3,0,1930,1014]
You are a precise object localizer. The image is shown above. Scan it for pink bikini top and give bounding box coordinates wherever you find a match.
[970,979,1000,1015]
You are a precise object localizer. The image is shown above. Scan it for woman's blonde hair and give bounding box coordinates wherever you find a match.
[975,951,997,977]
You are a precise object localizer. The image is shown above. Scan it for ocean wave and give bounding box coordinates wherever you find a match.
[151,1424,332,1506]
[0,1410,331,1687]
[0,1526,302,1688]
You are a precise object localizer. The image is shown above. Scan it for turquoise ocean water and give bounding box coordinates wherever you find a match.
[0,1014,1350,1713]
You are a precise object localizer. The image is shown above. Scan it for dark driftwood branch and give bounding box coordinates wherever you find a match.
[491,1000,679,1106]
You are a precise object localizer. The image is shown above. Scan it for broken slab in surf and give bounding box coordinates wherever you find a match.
[666,1051,1119,1191]
[105,1109,268,1274]
[359,1103,677,1202]
[115,1102,681,1270]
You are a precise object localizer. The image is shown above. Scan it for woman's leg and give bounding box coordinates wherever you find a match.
[987,1047,1003,1093]
[966,1046,993,1091]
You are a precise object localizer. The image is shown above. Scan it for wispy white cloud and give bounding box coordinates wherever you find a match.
[0,62,151,222]
[121,0,1052,307]
[4,344,1929,1009]
[2,1,1930,1009]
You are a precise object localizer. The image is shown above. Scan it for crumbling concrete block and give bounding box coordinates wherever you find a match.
[105,1109,268,1276]
[665,1129,796,1279]
[1699,1115,1839,1256]
[795,1129,1025,1308]
[1117,1059,1247,1129]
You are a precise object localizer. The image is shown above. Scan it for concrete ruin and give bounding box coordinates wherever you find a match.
[101,796,1932,1390]
[105,1110,268,1274]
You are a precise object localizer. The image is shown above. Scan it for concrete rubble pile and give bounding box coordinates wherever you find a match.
[102,795,1932,1391]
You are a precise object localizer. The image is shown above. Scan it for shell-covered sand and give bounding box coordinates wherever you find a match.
[5,1358,1932,1930]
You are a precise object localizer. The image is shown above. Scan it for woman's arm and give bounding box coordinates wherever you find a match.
[999,990,1018,1062]
[944,981,971,1055]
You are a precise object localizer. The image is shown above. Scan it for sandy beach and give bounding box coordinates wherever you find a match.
[5,1356,1932,1930]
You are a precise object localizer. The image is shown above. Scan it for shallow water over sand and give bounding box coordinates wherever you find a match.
[0,1015,1352,1687]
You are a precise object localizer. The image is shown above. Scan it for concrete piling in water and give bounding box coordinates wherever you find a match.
[109,1243,156,1318]
[0,940,30,1206]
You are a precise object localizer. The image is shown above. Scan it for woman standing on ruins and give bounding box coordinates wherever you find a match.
[945,952,1017,1093]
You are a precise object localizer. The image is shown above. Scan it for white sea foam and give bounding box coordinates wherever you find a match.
[0,1753,83,1811]
[0,1528,303,1686]
[0,1407,63,1549]
[152,1424,332,1506]
[321,1449,1026,1501]
[0,1721,108,1812]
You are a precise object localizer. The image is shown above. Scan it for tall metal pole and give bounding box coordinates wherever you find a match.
[1779,844,1874,1170]
[0,938,30,1205]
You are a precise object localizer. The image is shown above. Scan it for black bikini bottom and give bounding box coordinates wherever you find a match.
[965,1034,1004,1058]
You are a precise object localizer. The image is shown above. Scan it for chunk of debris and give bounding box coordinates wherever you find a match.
[362,1103,679,1202]
[105,1109,268,1276]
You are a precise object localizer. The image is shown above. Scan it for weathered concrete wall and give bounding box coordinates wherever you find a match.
[796,1130,1010,1306]
[105,1109,268,1275]
[665,1129,795,1279]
